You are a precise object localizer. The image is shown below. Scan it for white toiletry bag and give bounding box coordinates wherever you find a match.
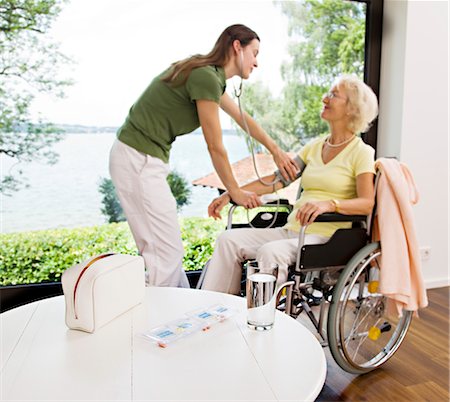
[62,253,145,333]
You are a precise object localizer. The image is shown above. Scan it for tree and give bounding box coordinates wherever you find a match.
[237,81,302,153]
[279,0,365,84]
[99,171,192,223]
[237,0,366,150]
[98,178,126,223]
[0,0,72,195]
[166,170,192,211]
[277,0,365,141]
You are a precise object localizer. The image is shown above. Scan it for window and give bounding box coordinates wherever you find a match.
[0,1,383,303]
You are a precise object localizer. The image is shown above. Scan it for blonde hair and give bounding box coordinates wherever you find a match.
[335,74,379,134]
[162,24,259,86]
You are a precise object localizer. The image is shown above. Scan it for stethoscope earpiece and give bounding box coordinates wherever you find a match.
[239,49,244,78]
[233,49,244,98]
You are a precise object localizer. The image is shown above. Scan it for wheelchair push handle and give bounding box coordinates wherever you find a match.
[276,280,295,316]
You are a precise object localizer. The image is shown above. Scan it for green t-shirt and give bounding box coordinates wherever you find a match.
[117,65,226,163]
[284,136,375,237]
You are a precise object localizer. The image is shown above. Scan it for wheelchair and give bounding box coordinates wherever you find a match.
[198,171,413,374]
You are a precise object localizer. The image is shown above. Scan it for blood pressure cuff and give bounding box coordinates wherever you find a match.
[274,155,306,187]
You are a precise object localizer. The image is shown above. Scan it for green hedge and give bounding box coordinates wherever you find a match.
[0,218,224,286]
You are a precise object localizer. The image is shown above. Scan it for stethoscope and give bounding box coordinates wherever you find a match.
[233,50,280,188]
[231,49,282,228]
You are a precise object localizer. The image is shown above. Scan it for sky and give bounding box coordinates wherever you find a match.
[32,0,292,128]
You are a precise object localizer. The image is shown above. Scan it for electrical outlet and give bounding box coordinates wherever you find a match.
[420,246,431,260]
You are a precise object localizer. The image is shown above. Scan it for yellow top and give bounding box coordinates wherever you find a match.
[284,136,375,237]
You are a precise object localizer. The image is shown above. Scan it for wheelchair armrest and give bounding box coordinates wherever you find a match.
[230,198,291,207]
[227,198,293,230]
[262,198,291,207]
[314,213,367,223]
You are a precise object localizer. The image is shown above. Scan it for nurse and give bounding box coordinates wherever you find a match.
[109,24,298,287]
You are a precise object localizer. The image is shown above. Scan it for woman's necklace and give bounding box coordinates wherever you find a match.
[325,134,355,148]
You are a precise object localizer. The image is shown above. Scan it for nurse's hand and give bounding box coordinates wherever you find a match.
[272,149,298,181]
[229,189,262,210]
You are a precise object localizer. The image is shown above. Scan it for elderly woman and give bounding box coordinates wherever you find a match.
[202,74,379,294]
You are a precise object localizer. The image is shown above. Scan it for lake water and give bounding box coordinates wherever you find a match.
[1,133,249,233]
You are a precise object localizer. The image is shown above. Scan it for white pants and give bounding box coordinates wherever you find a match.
[201,227,329,295]
[109,140,189,288]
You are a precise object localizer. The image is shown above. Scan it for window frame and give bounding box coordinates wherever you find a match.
[355,0,384,155]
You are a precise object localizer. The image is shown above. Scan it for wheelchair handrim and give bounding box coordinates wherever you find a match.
[337,250,412,371]
[327,242,413,374]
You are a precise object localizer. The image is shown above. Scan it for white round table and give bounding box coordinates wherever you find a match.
[1,287,326,401]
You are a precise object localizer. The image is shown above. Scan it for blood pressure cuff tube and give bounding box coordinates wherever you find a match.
[274,155,306,187]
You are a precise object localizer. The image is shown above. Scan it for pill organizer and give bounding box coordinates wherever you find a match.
[141,304,236,348]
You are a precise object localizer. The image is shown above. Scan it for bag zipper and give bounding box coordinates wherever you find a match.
[73,253,115,319]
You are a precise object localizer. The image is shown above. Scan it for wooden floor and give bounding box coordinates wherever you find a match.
[312,286,450,402]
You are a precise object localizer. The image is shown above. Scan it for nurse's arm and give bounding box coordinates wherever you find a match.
[196,99,261,209]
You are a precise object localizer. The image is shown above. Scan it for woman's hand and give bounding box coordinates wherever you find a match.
[272,148,299,181]
[208,193,231,220]
[296,200,334,226]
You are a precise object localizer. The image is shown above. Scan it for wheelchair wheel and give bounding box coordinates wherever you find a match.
[327,242,413,374]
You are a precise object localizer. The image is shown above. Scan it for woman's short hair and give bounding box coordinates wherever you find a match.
[335,74,379,134]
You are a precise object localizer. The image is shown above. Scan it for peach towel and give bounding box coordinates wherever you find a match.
[372,158,428,316]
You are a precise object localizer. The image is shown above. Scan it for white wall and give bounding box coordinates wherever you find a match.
[378,0,449,288]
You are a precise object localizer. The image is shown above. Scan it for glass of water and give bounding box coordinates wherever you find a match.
[245,261,279,331]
